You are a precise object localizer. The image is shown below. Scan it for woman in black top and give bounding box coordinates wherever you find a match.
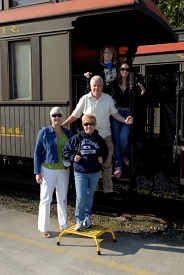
[111,62,145,178]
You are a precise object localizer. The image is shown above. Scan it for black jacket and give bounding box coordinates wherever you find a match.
[112,81,130,108]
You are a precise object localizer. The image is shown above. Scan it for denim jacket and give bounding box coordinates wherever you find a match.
[34,125,73,174]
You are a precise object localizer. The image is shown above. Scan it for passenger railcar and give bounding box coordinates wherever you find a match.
[0,0,177,185]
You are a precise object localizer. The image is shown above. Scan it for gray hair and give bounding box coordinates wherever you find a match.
[50,107,63,116]
[90,75,104,86]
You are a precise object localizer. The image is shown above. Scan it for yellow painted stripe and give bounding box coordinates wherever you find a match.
[0,134,23,137]
[0,231,159,275]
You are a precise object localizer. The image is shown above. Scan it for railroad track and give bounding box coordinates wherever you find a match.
[0,175,184,221]
[0,176,40,196]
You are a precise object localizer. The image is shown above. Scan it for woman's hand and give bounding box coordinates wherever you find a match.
[125,116,133,124]
[137,83,145,95]
[36,174,43,184]
[74,155,82,162]
[98,157,103,164]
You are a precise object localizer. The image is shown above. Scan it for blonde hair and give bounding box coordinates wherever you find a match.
[82,114,96,123]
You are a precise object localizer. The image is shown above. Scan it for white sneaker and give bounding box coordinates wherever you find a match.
[83,216,92,229]
[75,222,83,231]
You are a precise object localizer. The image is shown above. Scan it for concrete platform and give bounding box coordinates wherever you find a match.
[1,206,184,275]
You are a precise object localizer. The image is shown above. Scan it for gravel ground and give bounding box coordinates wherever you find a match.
[0,173,184,246]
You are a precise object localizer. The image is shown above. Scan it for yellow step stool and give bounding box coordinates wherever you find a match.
[57,224,117,255]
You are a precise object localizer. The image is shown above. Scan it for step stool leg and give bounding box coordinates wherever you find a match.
[94,237,101,255]
[105,228,117,242]
[57,231,66,245]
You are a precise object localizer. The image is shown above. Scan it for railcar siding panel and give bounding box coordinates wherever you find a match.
[39,106,47,129]
[29,106,35,157]
[25,106,30,157]
[10,106,16,156]
[0,104,69,159]
[41,33,71,101]
[0,106,6,154]
[19,106,25,157]
[31,36,41,101]
[14,106,20,156]
[1,40,9,101]
[5,107,10,156]
[0,46,1,101]
[34,106,40,138]
[134,53,183,65]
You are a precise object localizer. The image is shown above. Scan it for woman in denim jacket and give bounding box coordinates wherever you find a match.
[34,107,73,238]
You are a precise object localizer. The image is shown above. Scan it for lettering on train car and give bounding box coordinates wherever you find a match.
[1,26,19,34]
[177,54,184,59]
[0,127,23,137]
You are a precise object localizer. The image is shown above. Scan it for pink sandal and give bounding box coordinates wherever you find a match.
[114,168,122,178]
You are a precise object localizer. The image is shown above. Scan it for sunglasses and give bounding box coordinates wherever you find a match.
[83,122,95,126]
[120,67,130,72]
[51,113,62,118]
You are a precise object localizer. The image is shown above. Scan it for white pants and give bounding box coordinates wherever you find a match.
[38,166,70,232]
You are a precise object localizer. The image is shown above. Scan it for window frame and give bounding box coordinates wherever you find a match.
[1,36,40,101]
[1,1,65,10]
[8,0,51,9]
[9,40,32,100]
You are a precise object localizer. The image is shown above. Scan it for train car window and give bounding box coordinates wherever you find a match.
[178,33,184,41]
[9,40,32,99]
[0,0,2,10]
[9,0,50,8]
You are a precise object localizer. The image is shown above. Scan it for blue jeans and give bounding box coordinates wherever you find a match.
[74,171,101,223]
[111,109,130,170]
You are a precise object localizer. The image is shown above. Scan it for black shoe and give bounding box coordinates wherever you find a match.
[103,191,124,201]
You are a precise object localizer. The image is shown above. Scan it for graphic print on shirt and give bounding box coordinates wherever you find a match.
[104,68,117,86]
[80,139,100,155]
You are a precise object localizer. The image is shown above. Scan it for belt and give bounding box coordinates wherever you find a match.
[116,107,129,111]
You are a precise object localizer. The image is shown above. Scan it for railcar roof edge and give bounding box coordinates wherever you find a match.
[0,0,177,45]
[0,0,175,27]
[135,41,184,55]
[0,0,135,23]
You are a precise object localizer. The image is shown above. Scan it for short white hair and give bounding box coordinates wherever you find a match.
[90,75,104,86]
[50,107,63,116]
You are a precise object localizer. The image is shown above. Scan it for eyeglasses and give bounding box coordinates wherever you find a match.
[51,113,62,118]
[120,67,130,72]
[104,51,113,55]
[83,122,95,126]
